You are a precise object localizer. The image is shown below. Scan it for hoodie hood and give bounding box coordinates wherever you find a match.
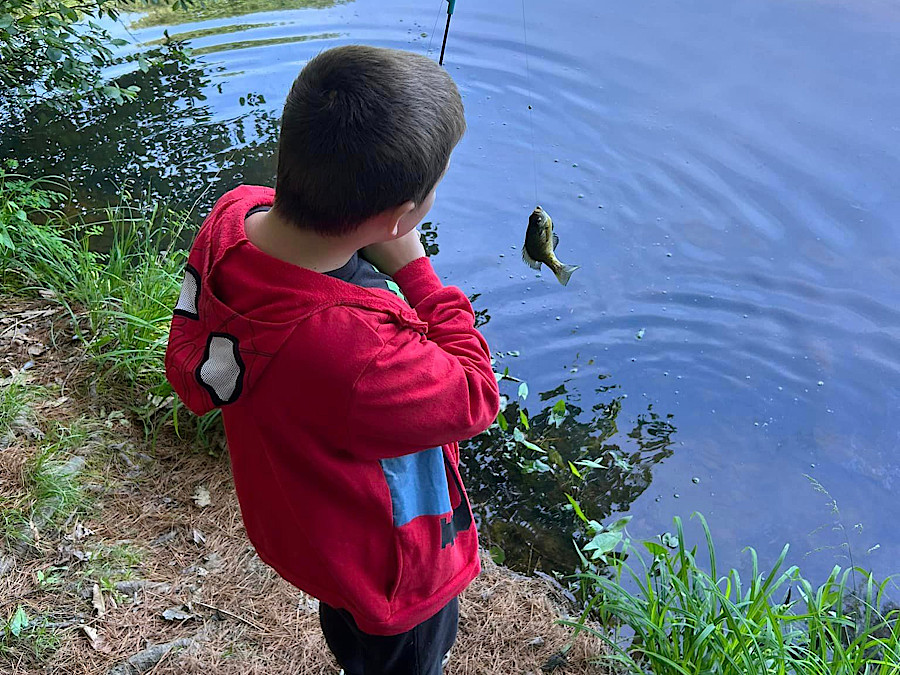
[165,185,417,416]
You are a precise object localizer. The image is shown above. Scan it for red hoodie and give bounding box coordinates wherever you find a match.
[164,185,499,635]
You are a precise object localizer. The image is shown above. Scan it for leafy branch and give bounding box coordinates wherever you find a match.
[0,0,193,115]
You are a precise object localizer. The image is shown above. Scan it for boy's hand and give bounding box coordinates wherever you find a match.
[361,228,426,276]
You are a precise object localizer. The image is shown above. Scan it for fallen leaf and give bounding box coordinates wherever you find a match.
[162,606,196,622]
[91,583,105,618]
[8,606,28,637]
[80,624,111,653]
[27,344,45,356]
[68,548,91,562]
[192,486,211,508]
[27,518,41,542]
[70,522,93,541]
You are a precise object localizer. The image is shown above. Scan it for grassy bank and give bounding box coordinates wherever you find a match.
[1,171,898,673]
[0,168,219,444]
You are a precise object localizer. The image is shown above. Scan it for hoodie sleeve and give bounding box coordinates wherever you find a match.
[345,257,500,460]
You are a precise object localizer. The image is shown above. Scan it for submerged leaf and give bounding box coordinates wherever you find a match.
[522,459,551,473]
[513,427,544,453]
[547,448,565,468]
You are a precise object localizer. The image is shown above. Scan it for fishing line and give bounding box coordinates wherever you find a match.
[428,0,538,203]
[427,0,445,57]
[520,0,539,204]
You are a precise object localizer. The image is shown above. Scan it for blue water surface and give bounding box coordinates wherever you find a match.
[5,0,900,586]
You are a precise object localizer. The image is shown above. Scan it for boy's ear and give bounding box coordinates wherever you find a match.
[388,200,417,237]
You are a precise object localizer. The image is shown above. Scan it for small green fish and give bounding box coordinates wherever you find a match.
[522,206,579,286]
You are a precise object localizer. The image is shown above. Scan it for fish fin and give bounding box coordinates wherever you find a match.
[552,233,559,250]
[522,245,542,270]
[553,263,580,286]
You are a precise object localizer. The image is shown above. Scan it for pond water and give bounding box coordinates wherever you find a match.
[6,0,900,586]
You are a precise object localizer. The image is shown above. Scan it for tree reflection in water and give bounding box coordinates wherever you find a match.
[461,362,677,575]
[0,40,280,215]
[120,0,352,29]
[420,220,439,257]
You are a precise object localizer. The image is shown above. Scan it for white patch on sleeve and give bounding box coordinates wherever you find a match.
[175,266,200,318]
[199,336,241,403]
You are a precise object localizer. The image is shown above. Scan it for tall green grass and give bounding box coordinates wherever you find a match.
[75,201,190,399]
[0,170,218,438]
[563,513,899,674]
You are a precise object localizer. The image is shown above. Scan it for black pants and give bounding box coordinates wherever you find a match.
[319,597,458,675]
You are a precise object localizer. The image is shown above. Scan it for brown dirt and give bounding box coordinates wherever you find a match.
[0,298,614,675]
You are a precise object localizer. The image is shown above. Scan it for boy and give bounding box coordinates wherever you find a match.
[164,45,500,675]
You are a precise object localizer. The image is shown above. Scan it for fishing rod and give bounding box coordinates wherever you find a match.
[439,0,456,65]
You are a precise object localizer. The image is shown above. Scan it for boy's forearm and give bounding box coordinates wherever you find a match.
[344,255,501,456]
[392,258,483,348]
[359,228,427,276]
[393,255,499,416]
[391,257,444,306]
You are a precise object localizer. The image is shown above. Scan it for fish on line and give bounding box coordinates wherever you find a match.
[522,206,579,286]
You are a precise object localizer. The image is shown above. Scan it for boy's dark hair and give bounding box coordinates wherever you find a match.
[273,45,466,235]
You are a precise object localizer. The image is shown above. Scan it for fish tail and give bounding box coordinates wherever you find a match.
[552,263,580,286]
